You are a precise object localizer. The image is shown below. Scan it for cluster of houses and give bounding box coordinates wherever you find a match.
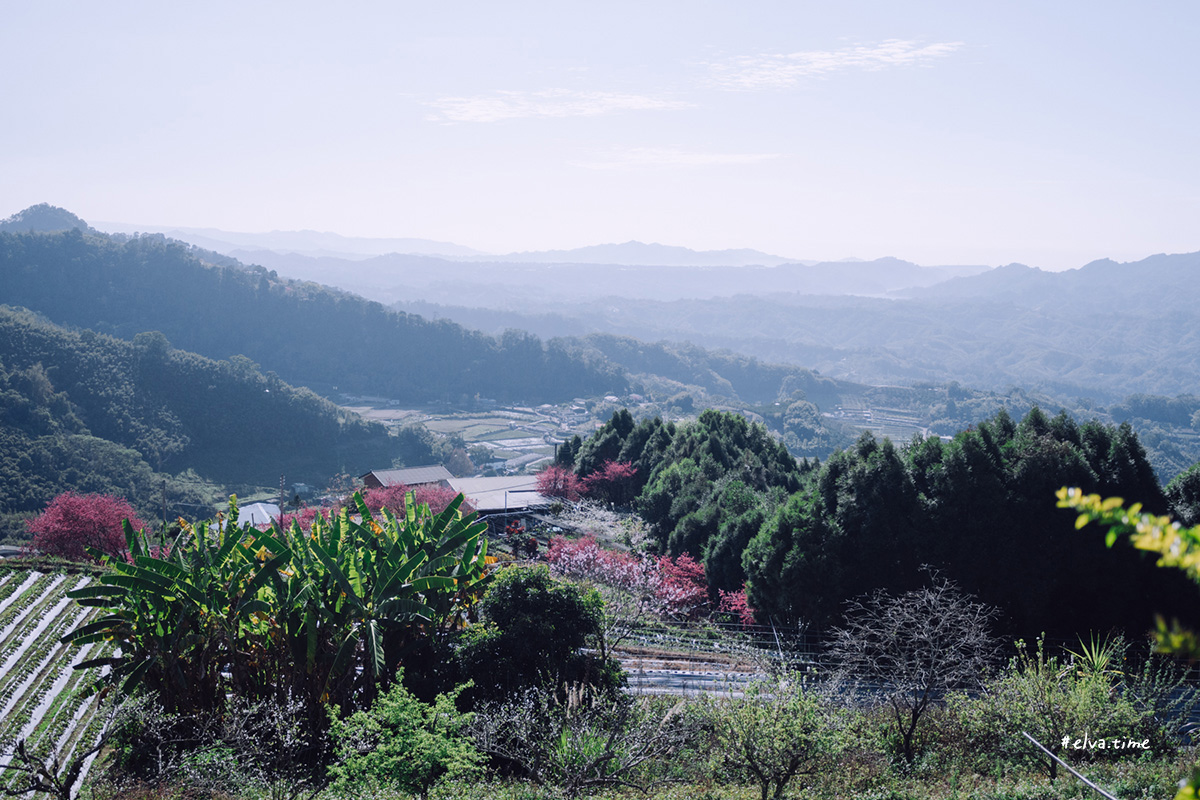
[235,465,552,534]
[0,466,554,560]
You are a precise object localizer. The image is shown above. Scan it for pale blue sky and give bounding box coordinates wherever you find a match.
[3,1,1196,269]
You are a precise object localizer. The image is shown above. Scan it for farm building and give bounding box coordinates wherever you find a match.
[446,476,550,533]
[360,465,453,490]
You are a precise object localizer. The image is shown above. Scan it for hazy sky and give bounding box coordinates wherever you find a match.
[3,2,1197,269]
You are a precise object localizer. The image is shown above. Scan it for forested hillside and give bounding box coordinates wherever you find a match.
[0,225,625,405]
[564,334,852,407]
[0,306,400,541]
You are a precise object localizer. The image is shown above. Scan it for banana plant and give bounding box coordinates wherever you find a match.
[65,500,284,713]
[266,491,492,716]
[63,491,492,721]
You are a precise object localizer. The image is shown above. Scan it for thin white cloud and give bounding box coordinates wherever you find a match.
[710,39,965,90]
[427,89,692,123]
[572,146,782,171]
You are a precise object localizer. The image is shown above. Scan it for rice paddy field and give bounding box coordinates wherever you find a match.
[361,404,597,472]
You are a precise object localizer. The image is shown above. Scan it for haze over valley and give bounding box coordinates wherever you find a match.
[3,203,1198,521]
[104,212,1200,402]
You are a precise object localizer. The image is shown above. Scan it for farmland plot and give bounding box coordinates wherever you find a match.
[0,569,112,794]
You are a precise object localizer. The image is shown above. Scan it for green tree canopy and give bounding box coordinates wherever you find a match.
[456,564,619,703]
[744,408,1195,639]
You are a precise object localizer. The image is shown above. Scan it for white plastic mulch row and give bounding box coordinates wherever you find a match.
[0,571,46,633]
[0,594,91,720]
[47,644,102,759]
[0,574,79,683]
[0,574,97,795]
[0,628,94,782]
[13,639,97,751]
[66,660,115,797]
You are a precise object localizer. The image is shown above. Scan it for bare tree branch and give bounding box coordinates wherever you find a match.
[828,575,1000,764]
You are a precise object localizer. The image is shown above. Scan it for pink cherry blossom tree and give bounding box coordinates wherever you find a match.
[655,552,709,619]
[580,460,637,506]
[363,484,472,516]
[536,464,583,502]
[277,506,332,532]
[547,535,710,619]
[718,586,758,628]
[27,492,145,562]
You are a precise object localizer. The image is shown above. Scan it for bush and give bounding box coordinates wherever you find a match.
[469,688,695,797]
[100,693,324,800]
[948,636,1145,781]
[1123,646,1200,752]
[457,565,623,704]
[328,673,483,800]
[702,677,847,800]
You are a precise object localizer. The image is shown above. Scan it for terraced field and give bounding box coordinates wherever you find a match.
[0,568,113,793]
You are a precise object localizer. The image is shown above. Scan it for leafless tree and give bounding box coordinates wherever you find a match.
[828,575,1000,764]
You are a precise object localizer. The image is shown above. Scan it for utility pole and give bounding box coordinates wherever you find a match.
[160,479,169,553]
[278,474,286,528]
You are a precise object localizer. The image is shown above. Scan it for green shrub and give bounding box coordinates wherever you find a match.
[95,692,325,800]
[701,677,847,800]
[457,565,623,704]
[328,672,483,800]
[948,637,1145,781]
[1121,645,1200,754]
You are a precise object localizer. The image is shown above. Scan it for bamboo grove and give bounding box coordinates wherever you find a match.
[63,492,494,730]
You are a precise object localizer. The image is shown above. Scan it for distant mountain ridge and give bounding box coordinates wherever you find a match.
[218,248,990,309]
[87,217,996,301]
[93,222,803,266]
[476,241,802,267]
[392,248,1200,402]
[902,252,1200,310]
[94,222,484,260]
[597,252,1200,399]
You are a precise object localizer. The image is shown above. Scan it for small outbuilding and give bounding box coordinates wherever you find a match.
[239,502,281,526]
